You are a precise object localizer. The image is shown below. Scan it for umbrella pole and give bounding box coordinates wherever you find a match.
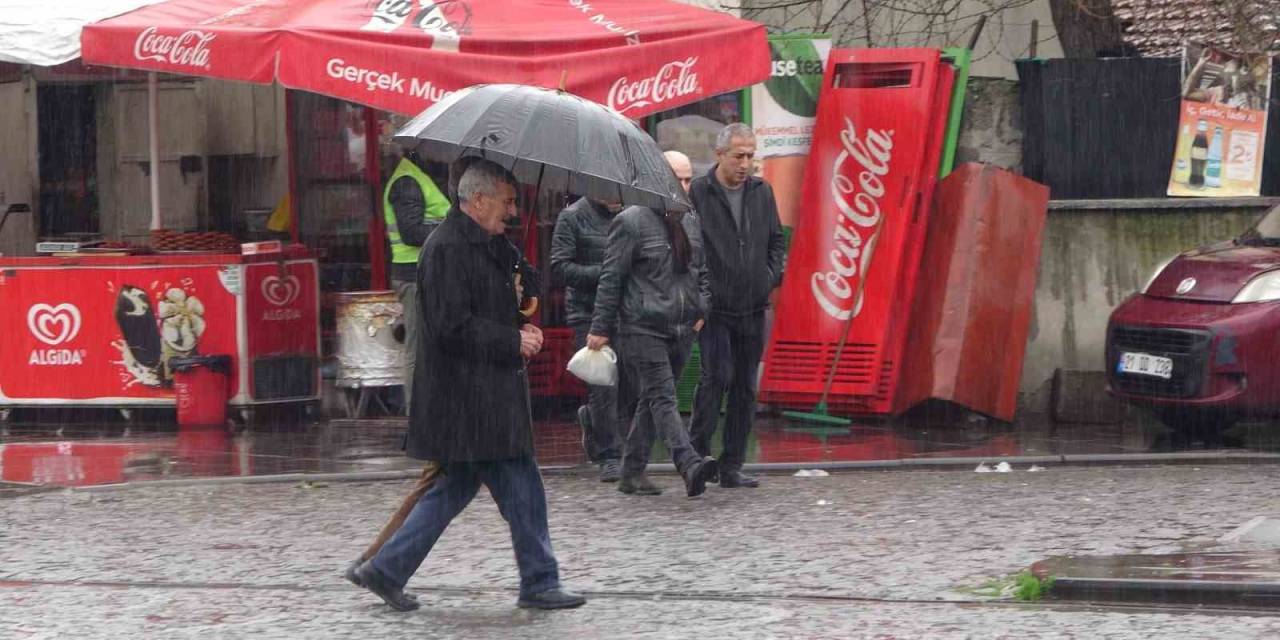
[523,164,546,250]
[148,72,162,231]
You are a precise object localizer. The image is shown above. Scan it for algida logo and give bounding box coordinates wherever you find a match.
[27,303,87,366]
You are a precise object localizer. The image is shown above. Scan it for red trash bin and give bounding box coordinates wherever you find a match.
[171,355,232,426]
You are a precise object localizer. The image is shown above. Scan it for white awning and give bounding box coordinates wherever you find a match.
[0,0,165,66]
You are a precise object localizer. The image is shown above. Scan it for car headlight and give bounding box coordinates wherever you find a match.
[1233,271,1280,303]
[1141,256,1176,294]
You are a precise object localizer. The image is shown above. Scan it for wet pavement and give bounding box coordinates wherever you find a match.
[4,407,1280,488]
[5,465,1280,637]
[1035,551,1280,608]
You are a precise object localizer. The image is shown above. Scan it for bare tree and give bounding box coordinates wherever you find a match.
[739,0,1040,56]
[1047,0,1126,57]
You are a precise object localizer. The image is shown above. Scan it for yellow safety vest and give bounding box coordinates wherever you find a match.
[383,157,450,264]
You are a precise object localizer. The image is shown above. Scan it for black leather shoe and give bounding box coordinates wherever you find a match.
[346,559,418,602]
[683,457,719,497]
[518,588,587,610]
[354,561,420,611]
[618,473,662,495]
[344,558,365,587]
[719,470,760,488]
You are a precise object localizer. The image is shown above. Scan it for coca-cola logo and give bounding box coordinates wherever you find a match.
[810,117,894,321]
[261,275,301,307]
[27,303,82,346]
[608,57,699,114]
[133,27,216,69]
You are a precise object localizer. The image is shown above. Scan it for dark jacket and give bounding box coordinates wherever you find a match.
[590,206,710,340]
[389,173,443,282]
[405,207,534,463]
[550,197,616,326]
[689,166,786,317]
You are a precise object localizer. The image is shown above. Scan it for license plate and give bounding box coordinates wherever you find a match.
[1119,352,1173,379]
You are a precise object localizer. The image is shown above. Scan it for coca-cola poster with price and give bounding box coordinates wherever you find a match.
[1168,43,1272,197]
[751,34,831,228]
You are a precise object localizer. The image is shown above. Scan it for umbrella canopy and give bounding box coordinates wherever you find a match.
[396,84,689,211]
[76,0,770,118]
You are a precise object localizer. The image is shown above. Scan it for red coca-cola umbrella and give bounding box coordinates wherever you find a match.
[78,0,770,118]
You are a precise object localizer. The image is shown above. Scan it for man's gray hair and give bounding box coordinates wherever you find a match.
[457,159,515,204]
[715,122,755,152]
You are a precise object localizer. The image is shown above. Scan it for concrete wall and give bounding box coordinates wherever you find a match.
[1020,203,1268,394]
[954,77,1022,172]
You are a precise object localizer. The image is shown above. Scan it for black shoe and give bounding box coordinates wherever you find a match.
[518,587,587,610]
[683,457,719,497]
[576,405,593,457]
[599,459,622,483]
[344,558,365,587]
[354,561,420,611]
[618,473,662,495]
[720,469,760,488]
[346,558,418,602]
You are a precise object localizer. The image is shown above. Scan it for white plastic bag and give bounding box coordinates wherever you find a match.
[566,346,618,386]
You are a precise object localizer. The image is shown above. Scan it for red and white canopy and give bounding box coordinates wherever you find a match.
[69,0,769,118]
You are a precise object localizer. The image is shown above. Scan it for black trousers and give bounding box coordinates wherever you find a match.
[615,332,700,477]
[690,312,765,472]
[571,324,621,462]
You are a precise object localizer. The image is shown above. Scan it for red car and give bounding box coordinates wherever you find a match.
[1107,206,1280,435]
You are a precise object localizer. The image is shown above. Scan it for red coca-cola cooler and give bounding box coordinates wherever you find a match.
[760,48,954,415]
[0,248,321,420]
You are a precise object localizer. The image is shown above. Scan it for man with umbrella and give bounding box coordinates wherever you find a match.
[353,159,584,611]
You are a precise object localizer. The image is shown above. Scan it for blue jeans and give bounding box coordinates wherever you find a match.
[369,457,560,598]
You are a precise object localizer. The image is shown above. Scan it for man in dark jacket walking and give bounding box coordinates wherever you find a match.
[551,197,623,482]
[354,159,584,612]
[587,205,719,497]
[689,123,786,489]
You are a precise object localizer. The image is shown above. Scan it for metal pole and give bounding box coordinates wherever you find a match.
[148,72,161,231]
[1030,20,1040,58]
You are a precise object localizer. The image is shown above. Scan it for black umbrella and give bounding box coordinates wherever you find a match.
[393,84,690,212]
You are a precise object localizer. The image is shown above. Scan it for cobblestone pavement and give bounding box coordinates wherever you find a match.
[5,464,1280,638]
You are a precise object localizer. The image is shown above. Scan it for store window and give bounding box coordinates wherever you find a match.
[289,92,378,293]
[37,84,99,237]
[649,90,744,176]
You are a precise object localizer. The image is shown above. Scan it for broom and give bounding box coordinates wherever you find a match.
[782,219,882,427]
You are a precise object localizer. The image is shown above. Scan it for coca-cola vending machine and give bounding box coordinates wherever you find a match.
[760,48,954,415]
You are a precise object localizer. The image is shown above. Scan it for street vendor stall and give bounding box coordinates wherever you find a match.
[0,245,320,420]
[0,0,770,416]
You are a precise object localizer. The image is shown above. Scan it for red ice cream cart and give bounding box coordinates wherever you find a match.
[0,247,320,419]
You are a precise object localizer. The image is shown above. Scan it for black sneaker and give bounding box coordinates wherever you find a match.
[683,457,719,497]
[618,474,662,495]
[599,459,622,483]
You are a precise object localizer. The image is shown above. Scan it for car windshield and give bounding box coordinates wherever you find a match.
[1239,204,1280,245]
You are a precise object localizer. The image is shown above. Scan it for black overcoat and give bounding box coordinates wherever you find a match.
[405,207,534,462]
